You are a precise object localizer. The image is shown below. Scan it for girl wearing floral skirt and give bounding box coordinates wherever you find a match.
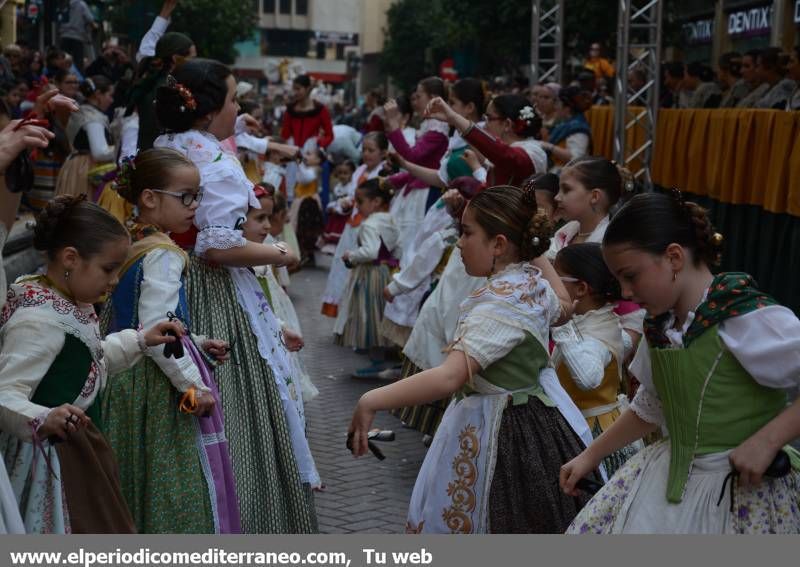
[561,192,800,534]
[101,148,240,533]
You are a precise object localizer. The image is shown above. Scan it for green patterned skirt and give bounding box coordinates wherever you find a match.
[186,257,317,534]
[101,357,214,533]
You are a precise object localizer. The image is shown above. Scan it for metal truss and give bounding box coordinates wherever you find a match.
[531,0,565,85]
[613,0,663,190]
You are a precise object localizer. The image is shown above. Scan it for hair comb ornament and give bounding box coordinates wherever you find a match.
[711,232,724,246]
[167,75,197,113]
[531,236,541,247]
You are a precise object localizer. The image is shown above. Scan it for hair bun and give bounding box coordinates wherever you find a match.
[33,195,85,252]
[521,211,552,259]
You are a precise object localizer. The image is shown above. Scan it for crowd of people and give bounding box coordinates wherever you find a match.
[0,1,799,536]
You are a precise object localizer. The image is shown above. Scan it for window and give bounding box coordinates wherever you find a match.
[263,0,275,13]
[262,29,314,57]
[280,0,291,14]
[296,0,308,15]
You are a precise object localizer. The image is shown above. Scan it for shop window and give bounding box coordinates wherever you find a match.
[280,0,291,14]
[296,0,308,15]
[263,0,275,13]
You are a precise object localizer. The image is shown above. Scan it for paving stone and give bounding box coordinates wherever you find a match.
[292,267,428,534]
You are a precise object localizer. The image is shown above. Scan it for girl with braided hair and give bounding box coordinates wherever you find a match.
[561,191,800,534]
[349,184,600,533]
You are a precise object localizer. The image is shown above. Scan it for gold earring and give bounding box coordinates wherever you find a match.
[64,270,70,280]
[672,271,677,282]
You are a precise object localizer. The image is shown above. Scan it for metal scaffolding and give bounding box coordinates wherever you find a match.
[613,0,663,190]
[530,0,564,85]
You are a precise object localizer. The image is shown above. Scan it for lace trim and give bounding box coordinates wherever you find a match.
[195,226,246,257]
[629,386,664,426]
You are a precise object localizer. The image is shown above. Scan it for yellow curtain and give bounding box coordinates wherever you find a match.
[585,107,800,217]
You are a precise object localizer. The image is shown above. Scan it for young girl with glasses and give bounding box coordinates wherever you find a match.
[100,148,239,534]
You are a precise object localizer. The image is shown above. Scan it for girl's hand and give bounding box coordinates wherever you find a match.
[33,89,79,119]
[383,286,394,303]
[270,142,301,160]
[442,188,465,215]
[348,395,377,457]
[386,150,406,169]
[424,97,454,123]
[143,320,185,347]
[282,328,304,352]
[342,251,350,262]
[193,390,216,417]
[38,404,89,441]
[729,434,781,486]
[462,149,482,172]
[160,0,178,19]
[240,113,262,134]
[202,339,230,363]
[383,99,401,131]
[560,450,601,497]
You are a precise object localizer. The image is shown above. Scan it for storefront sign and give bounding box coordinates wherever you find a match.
[683,18,714,44]
[313,31,358,45]
[727,4,773,38]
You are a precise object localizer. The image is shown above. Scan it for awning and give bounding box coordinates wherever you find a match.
[307,72,350,83]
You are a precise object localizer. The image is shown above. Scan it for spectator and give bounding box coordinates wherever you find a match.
[593,77,613,106]
[1,80,29,119]
[534,82,561,130]
[23,51,47,88]
[683,61,721,108]
[541,86,593,170]
[0,45,18,88]
[328,124,363,164]
[787,46,800,111]
[58,0,97,72]
[751,47,796,109]
[1,45,24,85]
[660,62,684,108]
[735,49,764,108]
[717,52,749,108]
[53,68,81,102]
[85,44,131,84]
[584,42,615,81]
[627,67,648,105]
[44,47,69,79]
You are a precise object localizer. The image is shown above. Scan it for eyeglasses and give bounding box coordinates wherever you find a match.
[482,114,504,123]
[149,189,202,206]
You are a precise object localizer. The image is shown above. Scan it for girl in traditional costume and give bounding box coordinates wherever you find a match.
[552,243,642,476]
[334,179,400,350]
[321,132,388,318]
[349,185,598,533]
[561,192,800,534]
[100,148,240,533]
[154,58,318,533]
[0,196,184,533]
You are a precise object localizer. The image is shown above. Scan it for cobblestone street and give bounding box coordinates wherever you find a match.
[290,267,428,534]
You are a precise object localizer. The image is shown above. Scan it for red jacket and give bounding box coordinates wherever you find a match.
[280,102,334,148]
[464,126,536,186]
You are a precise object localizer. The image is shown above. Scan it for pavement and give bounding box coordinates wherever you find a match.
[290,267,428,534]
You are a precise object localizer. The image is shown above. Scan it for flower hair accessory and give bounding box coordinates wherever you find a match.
[514,105,538,135]
[166,75,197,113]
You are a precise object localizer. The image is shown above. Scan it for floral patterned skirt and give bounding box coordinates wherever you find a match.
[568,440,800,534]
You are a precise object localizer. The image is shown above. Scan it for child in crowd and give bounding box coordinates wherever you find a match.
[290,147,326,265]
[349,185,598,533]
[101,149,239,534]
[0,196,184,533]
[242,185,318,403]
[552,243,641,476]
[561,192,800,534]
[322,160,357,250]
[321,132,389,318]
[334,179,400,350]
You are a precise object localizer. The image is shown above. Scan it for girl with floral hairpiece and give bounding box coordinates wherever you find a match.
[349,184,599,533]
[99,148,240,534]
[424,93,547,186]
[154,58,319,534]
[561,192,800,534]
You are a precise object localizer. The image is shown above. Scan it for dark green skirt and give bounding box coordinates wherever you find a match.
[186,257,317,534]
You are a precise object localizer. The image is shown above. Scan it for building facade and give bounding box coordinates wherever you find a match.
[233,0,395,96]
